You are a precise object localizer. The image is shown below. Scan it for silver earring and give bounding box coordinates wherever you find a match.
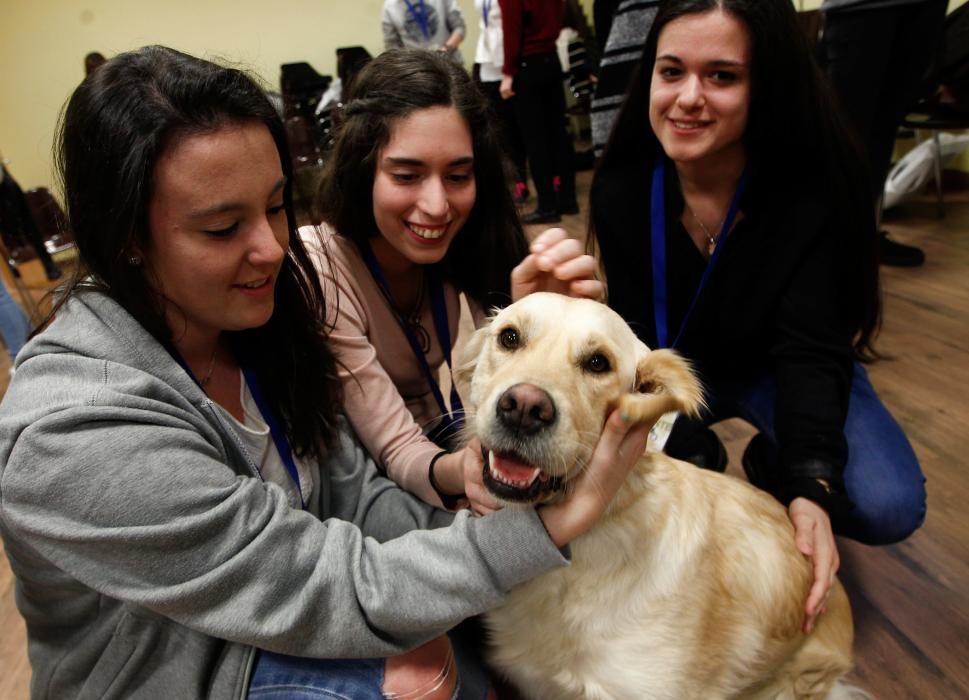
[128,255,141,266]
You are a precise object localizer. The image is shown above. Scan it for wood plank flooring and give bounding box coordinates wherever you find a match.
[1,173,967,699]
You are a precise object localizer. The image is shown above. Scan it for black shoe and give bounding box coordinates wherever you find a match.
[558,200,580,216]
[879,231,925,267]
[664,417,728,472]
[521,208,561,225]
[741,433,781,496]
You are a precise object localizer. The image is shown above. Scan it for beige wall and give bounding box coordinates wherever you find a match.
[2,1,594,192]
[0,0,963,193]
[0,0,391,189]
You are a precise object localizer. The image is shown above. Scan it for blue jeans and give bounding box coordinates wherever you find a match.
[0,281,30,360]
[247,627,490,699]
[705,363,926,545]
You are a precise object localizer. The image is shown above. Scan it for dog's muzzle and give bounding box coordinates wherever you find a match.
[480,383,565,503]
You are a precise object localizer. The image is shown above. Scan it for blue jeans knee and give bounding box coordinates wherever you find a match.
[247,624,491,700]
[705,363,926,545]
[839,364,926,544]
[248,652,385,699]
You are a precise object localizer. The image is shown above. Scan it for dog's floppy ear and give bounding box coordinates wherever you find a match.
[453,320,491,395]
[617,347,705,427]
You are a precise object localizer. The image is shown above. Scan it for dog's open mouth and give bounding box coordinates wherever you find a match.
[482,447,564,503]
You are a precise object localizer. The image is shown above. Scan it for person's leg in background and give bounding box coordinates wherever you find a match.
[820,0,948,267]
[837,364,926,544]
[533,53,577,216]
[514,55,560,223]
[479,79,530,205]
[514,53,577,223]
[0,280,31,365]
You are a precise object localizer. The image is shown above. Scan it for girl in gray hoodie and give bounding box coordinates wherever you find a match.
[0,45,647,700]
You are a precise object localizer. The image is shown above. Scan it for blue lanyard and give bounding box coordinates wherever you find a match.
[241,364,305,510]
[362,249,465,434]
[481,0,492,27]
[650,157,747,349]
[404,0,431,38]
[172,343,305,510]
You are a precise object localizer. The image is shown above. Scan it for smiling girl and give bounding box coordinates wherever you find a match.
[0,45,648,699]
[308,49,601,513]
[589,0,926,633]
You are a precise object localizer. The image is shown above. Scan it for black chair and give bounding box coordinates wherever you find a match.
[284,116,323,170]
[313,47,374,153]
[0,187,74,323]
[284,115,325,215]
[336,46,372,99]
[895,4,969,217]
[24,188,74,256]
[1,177,71,277]
[279,61,332,121]
[899,97,969,218]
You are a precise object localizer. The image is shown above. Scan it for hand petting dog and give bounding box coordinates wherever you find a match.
[790,497,840,633]
[511,228,604,302]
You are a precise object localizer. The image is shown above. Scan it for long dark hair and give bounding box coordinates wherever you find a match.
[317,48,528,309]
[54,45,341,459]
[591,0,880,358]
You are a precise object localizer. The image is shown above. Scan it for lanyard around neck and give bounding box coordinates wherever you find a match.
[650,157,748,349]
[172,342,306,510]
[481,0,492,26]
[240,363,305,510]
[404,0,431,38]
[362,248,465,434]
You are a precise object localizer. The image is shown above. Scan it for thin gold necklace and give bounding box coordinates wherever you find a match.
[687,204,724,256]
[199,345,218,387]
[379,269,430,353]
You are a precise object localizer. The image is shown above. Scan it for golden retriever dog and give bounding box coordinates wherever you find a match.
[455,293,861,700]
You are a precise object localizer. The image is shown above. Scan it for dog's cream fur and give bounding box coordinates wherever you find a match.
[456,293,857,700]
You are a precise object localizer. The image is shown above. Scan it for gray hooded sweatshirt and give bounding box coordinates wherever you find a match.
[0,289,567,699]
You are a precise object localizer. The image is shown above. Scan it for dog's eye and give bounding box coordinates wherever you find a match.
[498,327,520,350]
[585,353,611,373]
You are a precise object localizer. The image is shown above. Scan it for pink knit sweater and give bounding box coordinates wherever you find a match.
[301,225,484,507]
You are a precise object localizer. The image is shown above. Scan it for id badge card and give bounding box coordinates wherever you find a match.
[647,411,679,454]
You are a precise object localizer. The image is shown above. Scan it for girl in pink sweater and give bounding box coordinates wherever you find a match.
[306,49,601,511]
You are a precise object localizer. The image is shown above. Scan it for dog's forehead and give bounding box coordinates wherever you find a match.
[494,294,639,349]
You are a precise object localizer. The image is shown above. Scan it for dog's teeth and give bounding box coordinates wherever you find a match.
[489,454,541,488]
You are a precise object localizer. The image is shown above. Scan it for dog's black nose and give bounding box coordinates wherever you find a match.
[496,383,556,435]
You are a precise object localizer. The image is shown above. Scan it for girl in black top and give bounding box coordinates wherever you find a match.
[589,0,925,626]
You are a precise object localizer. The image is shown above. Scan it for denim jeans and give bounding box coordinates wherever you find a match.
[0,281,30,360]
[247,625,491,699]
[705,362,926,545]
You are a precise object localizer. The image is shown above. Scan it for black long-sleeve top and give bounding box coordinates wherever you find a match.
[592,160,865,507]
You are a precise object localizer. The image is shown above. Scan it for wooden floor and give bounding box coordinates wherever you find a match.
[1,174,968,698]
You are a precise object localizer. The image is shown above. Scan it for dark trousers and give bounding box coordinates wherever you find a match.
[819,0,948,200]
[479,79,528,184]
[512,52,576,212]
